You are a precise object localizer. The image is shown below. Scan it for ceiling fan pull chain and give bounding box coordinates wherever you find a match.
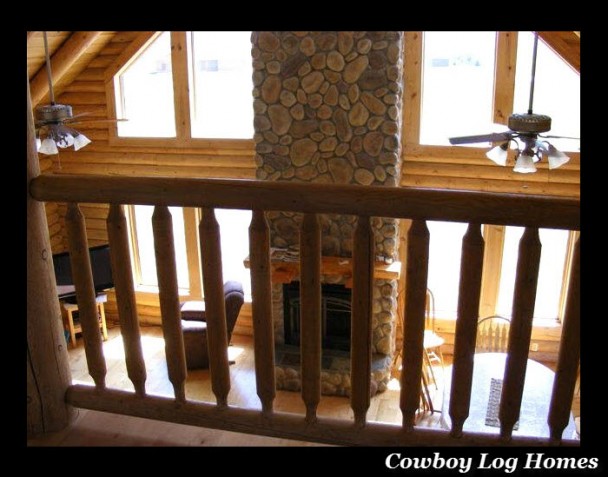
[42,31,56,105]
[528,32,539,115]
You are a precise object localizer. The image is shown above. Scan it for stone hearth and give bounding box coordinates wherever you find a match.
[251,31,404,396]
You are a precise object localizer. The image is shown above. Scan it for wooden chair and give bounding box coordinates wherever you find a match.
[476,315,511,353]
[423,289,444,387]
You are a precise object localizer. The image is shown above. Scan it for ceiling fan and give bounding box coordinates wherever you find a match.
[448,32,578,173]
[34,31,124,155]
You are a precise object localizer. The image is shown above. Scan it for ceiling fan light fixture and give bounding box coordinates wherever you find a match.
[38,137,59,155]
[486,143,509,166]
[546,144,570,170]
[513,153,537,173]
[73,133,91,151]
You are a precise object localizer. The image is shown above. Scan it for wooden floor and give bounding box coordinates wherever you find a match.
[29,325,578,446]
[28,325,445,446]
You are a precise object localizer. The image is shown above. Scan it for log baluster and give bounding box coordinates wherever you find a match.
[300,213,322,423]
[548,234,580,442]
[248,210,275,415]
[351,215,374,427]
[499,227,541,439]
[199,207,231,407]
[152,206,187,403]
[400,219,429,430]
[449,223,485,437]
[107,204,147,396]
[65,202,107,389]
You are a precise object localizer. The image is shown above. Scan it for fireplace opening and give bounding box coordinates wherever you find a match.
[283,282,352,352]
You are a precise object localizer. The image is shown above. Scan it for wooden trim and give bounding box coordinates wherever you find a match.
[170,31,192,142]
[493,32,518,125]
[537,31,580,74]
[31,175,580,230]
[30,31,103,106]
[66,385,579,446]
[402,32,422,145]
[103,31,159,81]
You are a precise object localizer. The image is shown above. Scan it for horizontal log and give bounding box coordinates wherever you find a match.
[402,161,581,184]
[63,81,105,93]
[56,92,106,105]
[77,68,106,82]
[31,175,580,230]
[57,151,256,168]
[110,32,140,43]
[66,385,579,447]
[401,174,580,198]
[55,163,255,179]
[88,54,118,69]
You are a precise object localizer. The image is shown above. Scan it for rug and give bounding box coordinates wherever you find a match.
[485,378,519,429]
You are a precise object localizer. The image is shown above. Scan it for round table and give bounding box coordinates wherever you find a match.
[441,353,577,439]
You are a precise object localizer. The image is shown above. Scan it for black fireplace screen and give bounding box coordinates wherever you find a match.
[283,282,352,351]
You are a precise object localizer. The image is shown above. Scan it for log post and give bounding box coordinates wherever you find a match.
[199,207,231,407]
[152,206,187,402]
[499,227,541,440]
[400,219,429,430]
[65,202,107,389]
[248,210,275,415]
[27,73,73,436]
[351,215,374,427]
[300,213,322,423]
[548,234,580,442]
[107,204,147,396]
[449,223,485,437]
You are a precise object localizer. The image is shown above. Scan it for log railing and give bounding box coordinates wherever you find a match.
[29,174,580,446]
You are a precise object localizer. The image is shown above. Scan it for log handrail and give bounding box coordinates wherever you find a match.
[30,175,579,230]
[29,172,580,447]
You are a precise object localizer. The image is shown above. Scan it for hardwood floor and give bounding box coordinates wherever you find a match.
[29,325,578,446]
[28,325,444,446]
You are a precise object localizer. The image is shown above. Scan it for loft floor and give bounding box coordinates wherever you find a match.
[29,325,445,446]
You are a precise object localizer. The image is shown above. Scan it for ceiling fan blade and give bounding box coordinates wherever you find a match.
[67,118,128,126]
[67,112,93,120]
[538,134,580,140]
[448,132,512,145]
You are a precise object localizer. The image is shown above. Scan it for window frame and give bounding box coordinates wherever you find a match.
[126,204,203,300]
[104,31,254,151]
[402,31,580,173]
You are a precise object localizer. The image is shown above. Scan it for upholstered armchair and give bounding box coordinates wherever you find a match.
[181,281,245,369]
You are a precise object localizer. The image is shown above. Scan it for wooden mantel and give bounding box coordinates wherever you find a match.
[244,249,401,287]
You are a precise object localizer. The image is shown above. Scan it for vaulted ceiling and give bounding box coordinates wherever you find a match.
[27,31,580,108]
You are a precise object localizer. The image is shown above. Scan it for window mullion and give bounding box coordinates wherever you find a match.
[402,31,423,146]
[170,31,192,143]
[126,205,145,286]
[183,207,203,299]
[492,31,518,126]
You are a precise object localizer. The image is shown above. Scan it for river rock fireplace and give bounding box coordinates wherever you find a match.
[251,31,405,396]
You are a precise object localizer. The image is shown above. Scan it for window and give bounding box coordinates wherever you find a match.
[188,31,254,139]
[113,31,253,141]
[128,205,190,290]
[426,221,468,318]
[496,227,570,323]
[420,31,497,146]
[115,32,176,138]
[216,209,253,297]
[513,32,580,152]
